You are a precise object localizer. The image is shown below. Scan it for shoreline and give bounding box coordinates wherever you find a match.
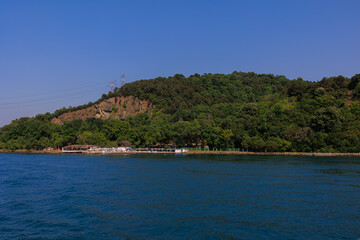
[187,150,360,157]
[1,149,360,157]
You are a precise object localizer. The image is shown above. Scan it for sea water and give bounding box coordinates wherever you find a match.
[0,153,359,239]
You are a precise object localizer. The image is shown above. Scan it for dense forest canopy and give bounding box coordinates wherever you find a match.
[2,71,360,153]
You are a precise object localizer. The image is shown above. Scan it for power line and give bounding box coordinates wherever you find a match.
[0,77,125,111]
[0,83,107,101]
[0,88,106,106]
[0,92,103,110]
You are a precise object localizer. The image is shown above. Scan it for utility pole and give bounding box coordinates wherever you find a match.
[108,80,117,92]
[121,74,125,87]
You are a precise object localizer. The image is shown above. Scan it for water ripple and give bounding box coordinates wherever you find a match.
[0,153,360,239]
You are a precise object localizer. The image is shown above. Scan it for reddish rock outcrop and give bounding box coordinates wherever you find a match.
[51,96,154,125]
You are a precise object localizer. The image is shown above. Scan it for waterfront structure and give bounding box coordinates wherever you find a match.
[62,145,187,154]
[62,145,97,153]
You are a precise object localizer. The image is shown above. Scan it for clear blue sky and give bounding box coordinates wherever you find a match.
[1,0,359,127]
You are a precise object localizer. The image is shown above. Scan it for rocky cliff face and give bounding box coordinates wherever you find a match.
[51,96,154,124]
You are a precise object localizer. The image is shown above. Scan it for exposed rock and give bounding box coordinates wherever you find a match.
[51,96,154,125]
[51,118,64,125]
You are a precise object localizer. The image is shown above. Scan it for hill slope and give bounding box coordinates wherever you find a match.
[51,96,154,125]
[1,71,360,153]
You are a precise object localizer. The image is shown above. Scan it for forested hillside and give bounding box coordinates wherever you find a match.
[1,71,360,153]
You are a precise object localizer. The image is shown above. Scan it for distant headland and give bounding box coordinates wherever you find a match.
[1,71,360,154]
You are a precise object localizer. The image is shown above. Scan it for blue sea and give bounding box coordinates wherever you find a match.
[0,153,359,239]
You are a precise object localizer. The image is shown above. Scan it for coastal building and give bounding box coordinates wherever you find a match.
[62,145,97,153]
